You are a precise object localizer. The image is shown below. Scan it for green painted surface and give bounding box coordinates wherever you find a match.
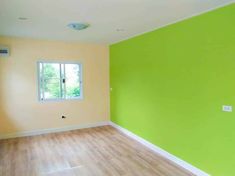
[110,4,235,175]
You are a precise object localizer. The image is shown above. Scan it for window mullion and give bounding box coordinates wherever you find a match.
[59,64,63,99]
[64,64,66,99]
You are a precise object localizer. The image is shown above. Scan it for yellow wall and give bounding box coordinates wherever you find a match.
[0,36,109,135]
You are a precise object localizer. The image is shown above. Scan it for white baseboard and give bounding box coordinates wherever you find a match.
[109,121,210,176]
[0,121,109,140]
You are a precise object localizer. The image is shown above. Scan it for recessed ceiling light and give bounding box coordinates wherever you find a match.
[116,28,125,32]
[67,23,90,31]
[18,17,28,20]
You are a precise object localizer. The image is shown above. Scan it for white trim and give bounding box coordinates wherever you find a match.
[109,121,210,176]
[111,1,234,45]
[0,121,109,140]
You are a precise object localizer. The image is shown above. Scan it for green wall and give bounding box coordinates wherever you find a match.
[110,3,235,176]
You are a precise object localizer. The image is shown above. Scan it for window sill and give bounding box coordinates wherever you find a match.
[38,97,83,102]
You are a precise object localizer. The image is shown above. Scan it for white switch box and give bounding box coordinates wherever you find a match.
[222,105,232,112]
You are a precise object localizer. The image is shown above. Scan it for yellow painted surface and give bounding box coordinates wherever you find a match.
[0,36,109,134]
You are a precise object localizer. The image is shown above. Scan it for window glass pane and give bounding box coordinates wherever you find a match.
[65,64,80,98]
[43,63,61,99]
[39,63,43,99]
[44,63,60,79]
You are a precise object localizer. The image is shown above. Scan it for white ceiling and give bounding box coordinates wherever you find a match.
[0,0,233,44]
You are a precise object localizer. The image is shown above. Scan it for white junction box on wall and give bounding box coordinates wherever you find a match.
[222,105,232,112]
[0,46,10,57]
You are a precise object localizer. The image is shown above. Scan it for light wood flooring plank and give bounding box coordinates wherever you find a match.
[0,126,195,176]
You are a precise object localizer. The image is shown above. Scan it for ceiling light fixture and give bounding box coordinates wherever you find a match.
[116,28,125,32]
[67,23,90,31]
[18,17,28,20]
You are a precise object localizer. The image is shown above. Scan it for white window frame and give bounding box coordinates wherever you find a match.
[37,61,83,102]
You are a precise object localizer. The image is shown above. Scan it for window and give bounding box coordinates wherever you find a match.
[37,61,83,101]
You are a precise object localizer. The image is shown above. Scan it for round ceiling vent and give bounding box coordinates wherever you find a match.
[67,23,90,31]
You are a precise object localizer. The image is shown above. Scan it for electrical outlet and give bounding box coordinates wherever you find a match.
[222,105,232,112]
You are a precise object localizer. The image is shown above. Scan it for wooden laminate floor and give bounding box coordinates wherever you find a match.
[0,126,195,176]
